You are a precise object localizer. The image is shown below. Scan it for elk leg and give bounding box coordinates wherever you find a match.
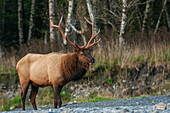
[52,85,62,108]
[21,82,29,111]
[29,84,39,110]
[58,86,63,108]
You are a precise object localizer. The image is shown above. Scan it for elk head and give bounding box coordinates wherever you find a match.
[51,17,100,69]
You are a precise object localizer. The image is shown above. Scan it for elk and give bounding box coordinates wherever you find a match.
[16,17,100,110]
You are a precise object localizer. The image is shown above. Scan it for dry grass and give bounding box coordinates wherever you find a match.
[0,29,169,72]
[93,28,170,68]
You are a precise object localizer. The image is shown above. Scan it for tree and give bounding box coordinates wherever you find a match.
[154,0,167,34]
[18,0,24,46]
[49,0,55,50]
[165,3,170,30]
[119,0,127,47]
[64,0,74,45]
[76,0,88,45]
[27,0,36,45]
[141,0,152,33]
[86,0,100,42]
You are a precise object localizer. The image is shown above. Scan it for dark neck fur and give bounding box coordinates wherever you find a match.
[61,53,87,83]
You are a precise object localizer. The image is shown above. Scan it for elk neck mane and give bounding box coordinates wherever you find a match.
[60,53,87,83]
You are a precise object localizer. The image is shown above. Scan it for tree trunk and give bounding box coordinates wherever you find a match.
[165,4,170,30]
[77,0,88,45]
[44,30,48,45]
[64,0,74,45]
[135,5,142,32]
[18,0,24,46]
[27,0,36,45]
[49,0,55,51]
[141,0,151,33]
[119,0,127,47]
[0,45,3,57]
[2,0,5,35]
[154,0,167,34]
[86,0,99,40]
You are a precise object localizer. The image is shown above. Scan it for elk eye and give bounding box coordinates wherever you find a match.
[80,53,84,56]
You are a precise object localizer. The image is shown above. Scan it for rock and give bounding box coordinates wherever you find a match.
[68,102,73,104]
[10,106,15,110]
[49,108,52,112]
[153,110,159,113]
[155,103,167,110]
[122,80,126,83]
[70,86,74,91]
[167,103,170,107]
[119,108,129,113]
[74,100,77,103]
[136,102,139,106]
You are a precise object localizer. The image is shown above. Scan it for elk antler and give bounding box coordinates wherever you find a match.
[84,17,101,48]
[69,23,87,48]
[50,17,79,49]
[51,17,100,49]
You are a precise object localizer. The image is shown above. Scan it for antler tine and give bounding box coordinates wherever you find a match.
[84,17,92,25]
[50,16,63,28]
[51,17,79,49]
[69,23,87,48]
[84,17,100,48]
[86,38,101,48]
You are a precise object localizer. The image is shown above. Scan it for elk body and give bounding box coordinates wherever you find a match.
[16,17,100,110]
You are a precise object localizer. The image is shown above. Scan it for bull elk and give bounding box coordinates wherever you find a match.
[16,17,100,110]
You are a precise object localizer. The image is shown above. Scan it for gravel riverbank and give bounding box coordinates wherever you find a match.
[3,95,170,113]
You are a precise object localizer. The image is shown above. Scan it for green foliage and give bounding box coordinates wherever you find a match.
[149,100,152,103]
[60,91,69,100]
[11,95,21,106]
[133,95,146,98]
[97,64,102,68]
[113,58,118,65]
[133,55,145,63]
[0,94,21,111]
[163,51,170,61]
[87,96,114,103]
[106,79,113,84]
[105,65,110,71]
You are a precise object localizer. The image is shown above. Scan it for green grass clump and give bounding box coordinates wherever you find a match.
[61,91,69,100]
[0,94,21,111]
[87,96,114,102]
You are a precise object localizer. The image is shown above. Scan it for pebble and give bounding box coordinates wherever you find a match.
[119,108,129,113]
[155,103,167,110]
[2,95,170,113]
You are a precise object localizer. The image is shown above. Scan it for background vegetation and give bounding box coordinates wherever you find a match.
[0,0,169,111]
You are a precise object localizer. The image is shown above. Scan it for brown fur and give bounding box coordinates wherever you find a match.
[16,50,94,110]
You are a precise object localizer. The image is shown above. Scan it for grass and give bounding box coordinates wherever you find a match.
[87,96,114,102]
[0,29,169,72]
[0,94,21,111]
[132,95,147,98]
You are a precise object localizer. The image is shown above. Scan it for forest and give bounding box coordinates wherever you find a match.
[0,0,169,51]
[0,0,170,111]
